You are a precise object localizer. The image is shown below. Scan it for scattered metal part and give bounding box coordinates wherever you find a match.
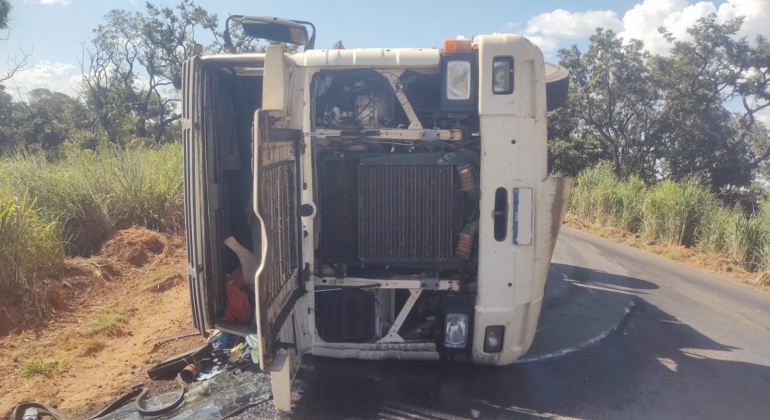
[180,362,203,383]
[142,330,200,347]
[147,343,213,380]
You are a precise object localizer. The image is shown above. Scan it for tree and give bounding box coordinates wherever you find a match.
[0,0,10,30]
[656,14,770,196]
[555,30,663,181]
[0,0,31,83]
[0,89,89,154]
[547,96,607,177]
[80,1,222,144]
[0,84,15,149]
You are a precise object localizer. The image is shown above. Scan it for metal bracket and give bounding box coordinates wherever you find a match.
[421,130,440,141]
[274,341,297,351]
[378,69,423,130]
[377,289,422,344]
[421,272,440,290]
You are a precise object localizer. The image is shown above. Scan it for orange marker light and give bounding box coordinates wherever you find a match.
[444,39,472,54]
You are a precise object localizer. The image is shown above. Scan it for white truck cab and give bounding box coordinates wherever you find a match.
[182,16,572,412]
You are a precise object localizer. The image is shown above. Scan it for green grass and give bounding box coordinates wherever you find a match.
[0,144,183,318]
[19,360,63,378]
[0,189,65,292]
[86,310,126,336]
[570,163,770,274]
[641,178,715,247]
[0,144,183,257]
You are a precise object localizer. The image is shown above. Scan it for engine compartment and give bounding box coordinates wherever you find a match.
[311,69,482,346]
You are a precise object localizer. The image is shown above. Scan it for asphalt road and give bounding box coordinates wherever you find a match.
[281,227,770,420]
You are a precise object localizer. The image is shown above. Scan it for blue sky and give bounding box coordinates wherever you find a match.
[1,0,768,120]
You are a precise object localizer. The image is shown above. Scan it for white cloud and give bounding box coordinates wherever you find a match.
[619,0,770,55]
[520,0,770,55]
[25,0,75,5]
[525,35,561,54]
[525,9,623,39]
[9,60,81,98]
[516,9,623,53]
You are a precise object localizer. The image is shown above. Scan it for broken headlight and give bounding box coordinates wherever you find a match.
[444,313,469,349]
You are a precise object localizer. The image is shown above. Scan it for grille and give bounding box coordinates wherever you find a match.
[358,164,461,264]
[261,162,297,305]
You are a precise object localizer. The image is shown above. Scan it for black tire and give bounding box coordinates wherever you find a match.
[545,63,569,111]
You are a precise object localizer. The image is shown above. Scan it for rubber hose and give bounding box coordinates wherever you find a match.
[10,402,67,420]
[459,148,480,170]
[134,373,187,417]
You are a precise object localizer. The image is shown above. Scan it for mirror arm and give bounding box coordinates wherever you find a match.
[291,20,316,50]
[223,15,244,53]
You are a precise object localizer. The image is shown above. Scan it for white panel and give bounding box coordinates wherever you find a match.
[472,34,552,366]
[300,48,440,68]
[513,188,533,245]
[263,45,285,111]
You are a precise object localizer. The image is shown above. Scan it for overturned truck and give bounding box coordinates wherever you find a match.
[182,15,573,411]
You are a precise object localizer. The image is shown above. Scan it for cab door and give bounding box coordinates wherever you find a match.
[182,55,213,336]
[251,46,306,380]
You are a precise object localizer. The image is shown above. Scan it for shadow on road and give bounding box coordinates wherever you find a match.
[290,264,770,420]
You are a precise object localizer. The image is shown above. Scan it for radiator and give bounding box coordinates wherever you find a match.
[261,162,297,305]
[358,163,462,264]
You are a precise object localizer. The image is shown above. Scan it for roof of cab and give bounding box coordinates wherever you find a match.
[294,48,441,68]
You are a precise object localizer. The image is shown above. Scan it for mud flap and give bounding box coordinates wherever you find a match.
[269,354,292,412]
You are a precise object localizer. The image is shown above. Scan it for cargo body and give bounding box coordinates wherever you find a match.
[182,27,572,411]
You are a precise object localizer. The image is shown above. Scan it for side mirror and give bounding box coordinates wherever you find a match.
[224,15,316,52]
[241,16,310,46]
[545,63,569,111]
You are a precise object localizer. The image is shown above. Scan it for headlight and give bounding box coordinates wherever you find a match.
[484,326,505,353]
[493,57,513,94]
[444,313,469,348]
[446,60,471,100]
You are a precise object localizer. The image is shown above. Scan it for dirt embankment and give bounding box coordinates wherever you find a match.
[0,227,205,418]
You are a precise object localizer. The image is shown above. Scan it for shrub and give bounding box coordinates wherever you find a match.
[19,360,63,378]
[86,310,126,336]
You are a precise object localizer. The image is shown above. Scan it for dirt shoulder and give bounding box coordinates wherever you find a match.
[0,227,207,418]
[564,215,770,290]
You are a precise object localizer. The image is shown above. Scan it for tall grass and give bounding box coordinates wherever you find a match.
[0,190,65,292]
[570,163,770,274]
[571,163,645,233]
[641,178,715,247]
[0,144,183,314]
[0,144,183,257]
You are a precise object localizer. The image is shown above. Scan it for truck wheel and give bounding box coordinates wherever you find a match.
[545,63,569,111]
